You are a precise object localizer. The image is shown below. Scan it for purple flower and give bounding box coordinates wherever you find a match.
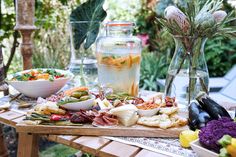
[137,34,149,47]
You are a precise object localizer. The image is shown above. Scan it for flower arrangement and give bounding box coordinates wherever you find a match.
[158,0,236,103]
[160,0,236,38]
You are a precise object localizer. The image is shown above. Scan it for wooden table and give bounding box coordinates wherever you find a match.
[0,99,170,157]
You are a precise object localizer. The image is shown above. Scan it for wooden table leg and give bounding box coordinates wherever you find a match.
[17,133,39,157]
[0,125,9,157]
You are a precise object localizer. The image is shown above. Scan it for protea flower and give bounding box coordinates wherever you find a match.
[212,10,227,23]
[164,6,189,32]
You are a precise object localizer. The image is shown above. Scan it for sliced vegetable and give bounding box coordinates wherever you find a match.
[64,86,88,96]
[218,135,236,157]
[50,114,70,121]
[71,91,88,99]
[25,113,50,122]
[100,55,141,68]
[57,95,92,106]
[79,95,90,101]
[106,92,134,101]
[219,135,232,147]
[219,148,230,157]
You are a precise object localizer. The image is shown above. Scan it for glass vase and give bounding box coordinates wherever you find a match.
[68,21,99,87]
[164,36,209,105]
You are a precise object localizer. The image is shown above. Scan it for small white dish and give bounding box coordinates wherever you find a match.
[7,69,73,98]
[190,139,218,157]
[137,108,159,117]
[60,95,96,111]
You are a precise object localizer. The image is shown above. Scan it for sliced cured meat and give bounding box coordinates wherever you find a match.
[102,115,119,125]
[92,112,118,126]
[93,117,106,126]
[70,110,95,123]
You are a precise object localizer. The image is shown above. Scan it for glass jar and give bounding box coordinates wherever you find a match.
[96,21,142,96]
[164,36,209,105]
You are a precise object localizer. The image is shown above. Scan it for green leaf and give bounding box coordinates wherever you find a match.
[58,0,68,5]
[70,0,107,50]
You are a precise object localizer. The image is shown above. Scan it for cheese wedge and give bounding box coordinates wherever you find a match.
[109,104,138,126]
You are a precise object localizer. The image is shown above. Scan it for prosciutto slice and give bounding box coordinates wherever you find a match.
[70,110,118,126]
[92,112,118,126]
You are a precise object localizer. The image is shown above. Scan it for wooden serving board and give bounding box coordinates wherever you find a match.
[16,122,188,137]
[16,110,189,137]
[1,92,189,137]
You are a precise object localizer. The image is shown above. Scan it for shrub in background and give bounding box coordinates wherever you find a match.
[135,0,236,90]
[1,0,236,90]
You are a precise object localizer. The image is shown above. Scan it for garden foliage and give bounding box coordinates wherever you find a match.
[0,0,235,90]
[136,0,236,90]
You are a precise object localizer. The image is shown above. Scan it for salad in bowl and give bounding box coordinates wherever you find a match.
[7,69,74,98]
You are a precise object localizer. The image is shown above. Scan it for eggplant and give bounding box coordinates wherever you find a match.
[188,100,212,130]
[196,92,231,119]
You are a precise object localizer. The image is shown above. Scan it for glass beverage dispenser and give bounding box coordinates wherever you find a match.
[96,21,142,96]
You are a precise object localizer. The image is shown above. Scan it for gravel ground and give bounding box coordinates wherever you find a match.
[3,125,18,157]
[2,124,57,157]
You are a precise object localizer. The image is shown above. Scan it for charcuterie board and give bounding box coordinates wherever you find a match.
[16,109,189,138]
[1,90,190,138]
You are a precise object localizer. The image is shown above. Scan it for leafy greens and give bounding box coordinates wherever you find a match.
[70,0,107,50]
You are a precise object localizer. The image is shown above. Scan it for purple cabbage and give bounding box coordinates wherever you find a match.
[199,117,236,153]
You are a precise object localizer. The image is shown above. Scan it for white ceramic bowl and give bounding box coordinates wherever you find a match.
[137,107,159,117]
[190,139,218,157]
[60,95,96,111]
[7,69,74,98]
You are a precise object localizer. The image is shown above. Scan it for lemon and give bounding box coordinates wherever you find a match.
[131,55,141,64]
[231,138,236,148]
[179,130,199,148]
